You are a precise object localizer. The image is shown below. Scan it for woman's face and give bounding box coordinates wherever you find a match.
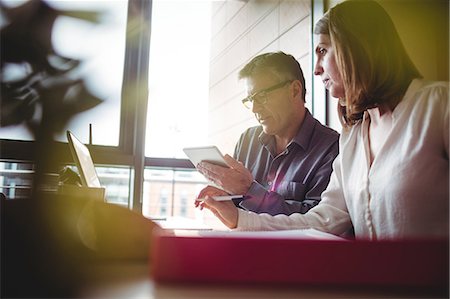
[314,34,345,99]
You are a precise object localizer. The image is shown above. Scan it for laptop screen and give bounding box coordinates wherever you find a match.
[67,131,101,188]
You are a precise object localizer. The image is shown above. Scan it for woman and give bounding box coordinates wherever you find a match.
[198,0,449,240]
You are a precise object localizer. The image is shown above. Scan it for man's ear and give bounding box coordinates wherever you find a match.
[290,80,303,101]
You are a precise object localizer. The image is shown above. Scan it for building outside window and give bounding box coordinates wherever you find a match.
[179,192,188,217]
[0,162,34,199]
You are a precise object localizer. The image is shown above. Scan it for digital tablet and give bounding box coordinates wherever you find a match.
[183,146,228,168]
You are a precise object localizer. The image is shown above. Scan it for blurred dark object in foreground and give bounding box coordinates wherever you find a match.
[1,194,159,298]
[0,1,157,298]
[1,0,103,133]
[0,0,103,184]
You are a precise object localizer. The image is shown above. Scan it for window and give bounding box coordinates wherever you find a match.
[0,162,34,199]
[142,168,207,219]
[141,0,314,219]
[1,0,317,218]
[0,0,148,209]
[145,0,211,158]
[159,189,168,217]
[179,193,188,217]
[96,166,131,206]
[146,0,313,158]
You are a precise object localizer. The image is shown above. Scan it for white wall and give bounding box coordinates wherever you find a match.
[208,0,313,155]
[207,0,449,145]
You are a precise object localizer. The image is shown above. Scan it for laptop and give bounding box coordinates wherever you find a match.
[65,130,105,200]
[67,130,101,188]
[66,131,211,227]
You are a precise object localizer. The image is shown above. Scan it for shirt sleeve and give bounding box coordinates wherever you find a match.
[302,142,340,210]
[238,181,317,215]
[238,140,339,216]
[236,203,351,234]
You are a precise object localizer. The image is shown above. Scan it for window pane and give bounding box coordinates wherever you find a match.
[142,168,207,220]
[96,166,131,207]
[145,0,313,159]
[0,0,127,146]
[145,0,211,158]
[0,161,130,206]
[0,162,34,199]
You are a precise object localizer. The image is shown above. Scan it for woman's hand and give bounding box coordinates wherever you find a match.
[198,196,239,229]
[195,185,228,208]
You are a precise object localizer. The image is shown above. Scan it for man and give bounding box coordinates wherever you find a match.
[196,52,339,216]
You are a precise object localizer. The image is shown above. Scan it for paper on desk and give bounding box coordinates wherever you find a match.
[155,217,213,230]
[173,228,346,241]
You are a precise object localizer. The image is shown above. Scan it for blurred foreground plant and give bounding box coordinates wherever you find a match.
[0,0,103,191]
[1,2,159,298]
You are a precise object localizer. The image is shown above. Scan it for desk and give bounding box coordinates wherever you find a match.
[78,220,447,299]
[2,198,447,299]
[79,261,446,298]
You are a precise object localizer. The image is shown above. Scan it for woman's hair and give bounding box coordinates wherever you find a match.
[314,0,421,126]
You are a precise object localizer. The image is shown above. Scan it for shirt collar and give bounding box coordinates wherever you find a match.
[258,108,315,152]
[391,78,422,120]
[362,78,421,122]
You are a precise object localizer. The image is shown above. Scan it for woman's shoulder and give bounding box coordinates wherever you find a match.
[408,79,448,102]
[420,80,449,90]
[398,79,448,115]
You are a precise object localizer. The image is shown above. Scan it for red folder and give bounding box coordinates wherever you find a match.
[151,230,448,289]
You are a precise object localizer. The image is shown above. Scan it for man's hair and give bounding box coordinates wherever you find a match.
[238,51,307,102]
[314,0,421,126]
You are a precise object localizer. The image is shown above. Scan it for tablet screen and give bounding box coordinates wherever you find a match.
[183,146,228,168]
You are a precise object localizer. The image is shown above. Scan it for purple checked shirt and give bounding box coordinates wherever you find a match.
[233,109,339,216]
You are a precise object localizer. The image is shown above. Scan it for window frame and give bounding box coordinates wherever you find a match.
[0,0,197,212]
[1,0,327,214]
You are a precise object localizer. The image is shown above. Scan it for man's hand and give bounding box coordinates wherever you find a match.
[197,154,253,195]
[198,196,239,229]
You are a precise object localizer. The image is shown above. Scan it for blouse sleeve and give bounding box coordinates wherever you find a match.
[236,155,352,236]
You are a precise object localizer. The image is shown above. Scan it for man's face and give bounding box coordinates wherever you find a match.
[244,72,295,136]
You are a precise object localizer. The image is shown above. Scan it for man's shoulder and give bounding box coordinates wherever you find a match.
[241,125,263,137]
[311,117,340,141]
[303,109,339,141]
[235,125,264,154]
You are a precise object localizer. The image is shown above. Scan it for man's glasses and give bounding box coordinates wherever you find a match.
[241,80,292,109]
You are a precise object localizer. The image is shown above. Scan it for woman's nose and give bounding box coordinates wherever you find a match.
[314,61,323,76]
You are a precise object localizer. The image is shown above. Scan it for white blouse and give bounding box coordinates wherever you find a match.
[367,107,393,164]
[237,79,449,240]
